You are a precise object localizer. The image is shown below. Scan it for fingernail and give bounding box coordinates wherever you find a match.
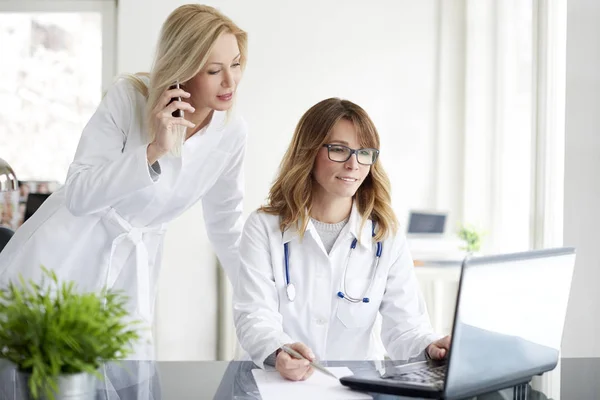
[309,352,315,359]
[191,107,195,112]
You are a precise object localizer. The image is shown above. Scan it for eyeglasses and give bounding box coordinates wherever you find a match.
[322,144,379,165]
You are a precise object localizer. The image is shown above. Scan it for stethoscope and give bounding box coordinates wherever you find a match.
[283,223,383,303]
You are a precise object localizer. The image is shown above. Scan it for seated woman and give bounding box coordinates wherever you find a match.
[233,98,450,381]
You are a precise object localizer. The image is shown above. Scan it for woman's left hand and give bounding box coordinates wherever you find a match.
[426,335,451,360]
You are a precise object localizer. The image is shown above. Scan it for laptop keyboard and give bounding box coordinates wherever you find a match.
[380,361,447,387]
[395,364,446,385]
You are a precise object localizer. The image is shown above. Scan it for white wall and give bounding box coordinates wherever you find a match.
[562,0,600,358]
[117,0,439,359]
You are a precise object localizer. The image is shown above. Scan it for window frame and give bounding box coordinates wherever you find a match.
[0,0,116,94]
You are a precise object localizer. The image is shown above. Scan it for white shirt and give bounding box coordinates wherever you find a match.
[233,203,441,368]
[0,77,247,359]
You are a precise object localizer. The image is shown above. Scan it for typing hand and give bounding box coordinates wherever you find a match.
[275,342,315,381]
[426,335,452,360]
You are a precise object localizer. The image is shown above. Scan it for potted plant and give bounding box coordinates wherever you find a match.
[457,223,484,254]
[0,267,141,400]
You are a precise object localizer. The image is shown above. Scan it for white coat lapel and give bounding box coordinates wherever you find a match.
[281,218,328,257]
[182,110,227,158]
[347,201,373,250]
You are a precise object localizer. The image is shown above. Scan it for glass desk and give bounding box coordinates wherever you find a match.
[0,358,596,399]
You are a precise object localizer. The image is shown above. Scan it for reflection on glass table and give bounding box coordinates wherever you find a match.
[0,359,558,400]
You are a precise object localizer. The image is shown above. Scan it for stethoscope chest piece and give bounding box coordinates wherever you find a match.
[286,283,296,302]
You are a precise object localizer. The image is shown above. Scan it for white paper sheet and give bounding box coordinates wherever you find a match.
[251,367,372,400]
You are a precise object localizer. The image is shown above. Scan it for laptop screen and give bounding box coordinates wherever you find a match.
[444,248,576,399]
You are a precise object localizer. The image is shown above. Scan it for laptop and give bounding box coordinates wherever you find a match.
[340,247,576,399]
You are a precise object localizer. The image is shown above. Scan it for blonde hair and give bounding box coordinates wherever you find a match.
[261,98,399,242]
[124,4,247,153]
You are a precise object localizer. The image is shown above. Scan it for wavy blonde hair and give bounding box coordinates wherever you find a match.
[261,98,399,242]
[124,4,247,154]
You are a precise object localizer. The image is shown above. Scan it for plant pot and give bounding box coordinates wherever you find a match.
[16,370,97,400]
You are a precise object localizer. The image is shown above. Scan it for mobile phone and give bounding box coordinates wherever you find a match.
[167,82,183,118]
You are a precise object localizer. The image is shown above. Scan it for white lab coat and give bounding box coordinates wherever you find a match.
[233,203,441,368]
[0,77,247,359]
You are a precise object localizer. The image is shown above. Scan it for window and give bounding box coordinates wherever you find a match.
[0,0,115,183]
[461,0,535,253]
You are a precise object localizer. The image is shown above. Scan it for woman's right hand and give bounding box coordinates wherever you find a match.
[147,86,196,163]
[275,342,316,381]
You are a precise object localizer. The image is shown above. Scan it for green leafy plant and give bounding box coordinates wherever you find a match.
[457,224,484,253]
[0,266,142,400]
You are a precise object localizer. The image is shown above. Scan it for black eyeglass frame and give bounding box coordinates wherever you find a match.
[322,144,380,165]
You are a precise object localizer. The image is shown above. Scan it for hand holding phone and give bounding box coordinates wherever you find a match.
[168,82,184,118]
[147,81,195,161]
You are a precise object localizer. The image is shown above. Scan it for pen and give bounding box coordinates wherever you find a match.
[280,345,339,380]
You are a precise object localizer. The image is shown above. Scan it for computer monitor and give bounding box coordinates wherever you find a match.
[407,211,447,235]
[23,193,51,223]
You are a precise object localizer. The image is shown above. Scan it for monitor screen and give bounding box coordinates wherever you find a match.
[24,193,51,223]
[407,211,446,234]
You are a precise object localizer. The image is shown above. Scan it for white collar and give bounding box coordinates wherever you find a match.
[281,201,373,250]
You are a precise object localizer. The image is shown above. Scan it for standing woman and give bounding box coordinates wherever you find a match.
[234,98,450,380]
[0,4,248,359]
